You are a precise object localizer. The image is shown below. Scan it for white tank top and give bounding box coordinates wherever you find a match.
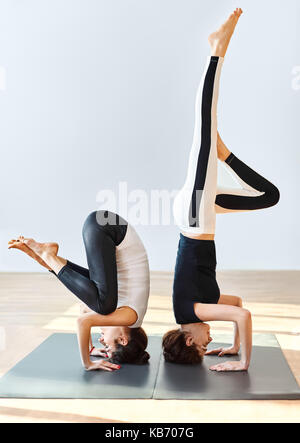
[116,224,150,328]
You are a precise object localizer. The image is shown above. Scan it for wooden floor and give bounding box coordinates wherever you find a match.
[0,271,299,423]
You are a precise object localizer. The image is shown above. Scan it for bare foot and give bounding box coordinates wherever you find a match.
[8,238,52,270]
[208,8,243,57]
[19,236,59,262]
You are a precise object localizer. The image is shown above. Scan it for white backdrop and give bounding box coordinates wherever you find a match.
[0,0,299,271]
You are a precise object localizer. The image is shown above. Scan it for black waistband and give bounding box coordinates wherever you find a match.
[178,234,217,267]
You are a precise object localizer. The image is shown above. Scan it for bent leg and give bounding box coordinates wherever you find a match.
[215,153,280,213]
[55,211,125,315]
[55,262,109,314]
[82,211,119,315]
[173,10,243,235]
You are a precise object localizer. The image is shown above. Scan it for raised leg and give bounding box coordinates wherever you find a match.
[173,9,243,237]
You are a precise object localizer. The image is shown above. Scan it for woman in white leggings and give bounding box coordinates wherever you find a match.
[163,9,280,372]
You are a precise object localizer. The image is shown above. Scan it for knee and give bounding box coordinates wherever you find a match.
[97,288,117,316]
[98,303,115,316]
[98,307,115,316]
[268,186,280,207]
[82,210,112,236]
[82,211,98,238]
[241,309,252,320]
[83,211,97,228]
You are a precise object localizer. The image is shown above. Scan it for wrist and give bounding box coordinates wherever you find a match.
[240,360,250,370]
[84,359,93,370]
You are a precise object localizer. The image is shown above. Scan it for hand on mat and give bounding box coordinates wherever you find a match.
[90,347,109,358]
[205,346,239,357]
[85,360,121,372]
[209,361,248,372]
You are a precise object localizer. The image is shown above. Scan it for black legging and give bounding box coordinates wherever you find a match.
[215,153,280,211]
[173,56,280,234]
[53,211,127,315]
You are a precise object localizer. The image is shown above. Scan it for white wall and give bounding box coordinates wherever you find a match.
[0,0,299,271]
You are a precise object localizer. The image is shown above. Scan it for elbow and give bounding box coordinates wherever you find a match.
[96,289,117,316]
[80,304,91,315]
[236,296,243,308]
[240,309,252,322]
[77,315,91,329]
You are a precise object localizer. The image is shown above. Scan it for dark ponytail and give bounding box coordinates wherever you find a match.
[109,327,150,365]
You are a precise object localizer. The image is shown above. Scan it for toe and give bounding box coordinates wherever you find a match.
[8,241,18,249]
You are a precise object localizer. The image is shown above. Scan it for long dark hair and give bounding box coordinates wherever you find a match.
[162,329,203,364]
[109,327,150,365]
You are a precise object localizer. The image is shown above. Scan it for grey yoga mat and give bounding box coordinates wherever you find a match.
[0,333,299,400]
[0,333,162,399]
[153,335,300,400]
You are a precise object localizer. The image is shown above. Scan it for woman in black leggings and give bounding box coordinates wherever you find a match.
[9,210,150,371]
[163,9,280,371]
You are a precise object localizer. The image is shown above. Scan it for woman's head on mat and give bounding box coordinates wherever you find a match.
[162,323,212,364]
[100,326,150,365]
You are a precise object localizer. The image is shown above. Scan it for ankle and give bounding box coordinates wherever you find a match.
[45,255,67,275]
[211,43,227,58]
[218,149,229,162]
[42,251,55,262]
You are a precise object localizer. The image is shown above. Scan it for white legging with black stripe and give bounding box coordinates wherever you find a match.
[173,56,280,235]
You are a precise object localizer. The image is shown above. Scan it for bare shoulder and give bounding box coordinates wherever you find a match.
[79,306,138,327]
[116,306,138,326]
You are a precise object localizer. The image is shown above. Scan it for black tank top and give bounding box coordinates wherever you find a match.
[173,234,220,324]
